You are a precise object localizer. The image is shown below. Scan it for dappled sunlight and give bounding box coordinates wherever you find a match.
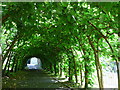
[2,70,65,88]
[1,2,119,89]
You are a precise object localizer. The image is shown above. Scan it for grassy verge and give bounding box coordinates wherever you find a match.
[2,70,28,88]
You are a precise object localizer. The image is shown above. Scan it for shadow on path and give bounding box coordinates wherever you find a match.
[2,70,63,88]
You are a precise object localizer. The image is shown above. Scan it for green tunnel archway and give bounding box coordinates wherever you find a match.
[1,2,119,88]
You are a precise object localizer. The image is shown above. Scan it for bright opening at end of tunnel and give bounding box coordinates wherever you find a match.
[25,57,42,70]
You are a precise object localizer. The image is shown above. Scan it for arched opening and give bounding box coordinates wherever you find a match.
[25,57,42,70]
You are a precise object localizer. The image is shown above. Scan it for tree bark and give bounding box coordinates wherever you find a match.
[1,14,10,24]
[6,58,11,75]
[74,35,90,87]
[0,45,2,90]
[54,63,57,75]
[66,52,73,82]
[88,36,103,89]
[88,21,119,89]
[80,64,83,86]
[70,48,78,83]
[7,52,13,74]
[68,58,72,81]
[50,63,53,73]
[15,58,21,72]
[118,32,120,90]
[82,48,89,88]
[2,36,18,64]
[2,52,11,76]
[118,62,120,90]
[11,57,16,72]
[59,62,62,77]
[15,59,18,72]
[63,47,73,82]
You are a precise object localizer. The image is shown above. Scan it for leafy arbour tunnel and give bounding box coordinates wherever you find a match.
[1,2,119,89]
[23,54,55,71]
[10,47,61,72]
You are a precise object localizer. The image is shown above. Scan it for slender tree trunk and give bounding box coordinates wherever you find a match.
[88,36,103,89]
[51,64,54,73]
[73,59,78,83]
[118,32,120,90]
[17,60,20,71]
[70,48,78,83]
[1,13,10,23]
[50,63,53,73]
[118,62,120,90]
[6,59,11,75]
[89,21,119,89]
[0,45,2,61]
[2,36,18,64]
[68,58,72,81]
[11,57,16,72]
[57,63,59,75]
[59,62,62,77]
[7,52,13,74]
[54,63,57,75]
[66,53,73,82]
[63,59,68,78]
[80,64,83,86]
[64,47,73,82]
[15,59,19,72]
[81,48,89,88]
[3,52,11,76]
[84,62,88,88]
[74,35,88,86]
[0,45,2,90]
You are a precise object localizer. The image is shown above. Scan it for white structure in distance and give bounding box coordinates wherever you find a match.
[25,57,42,70]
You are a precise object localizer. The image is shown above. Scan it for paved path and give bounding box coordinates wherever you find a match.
[17,70,61,88]
[3,70,63,88]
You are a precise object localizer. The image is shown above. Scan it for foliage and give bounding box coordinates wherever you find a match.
[1,2,118,88]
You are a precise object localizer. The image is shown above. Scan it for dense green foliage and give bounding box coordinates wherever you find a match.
[1,2,119,88]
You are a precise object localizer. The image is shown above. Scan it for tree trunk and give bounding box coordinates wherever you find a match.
[11,57,16,72]
[0,45,2,90]
[7,52,13,74]
[2,52,11,76]
[74,35,89,86]
[68,58,72,81]
[57,63,59,75]
[70,48,78,83]
[88,36,103,88]
[15,59,18,72]
[59,62,62,77]
[80,64,83,86]
[51,64,54,73]
[6,59,11,75]
[118,32,120,90]
[2,36,18,64]
[118,62,120,90]
[54,63,57,75]
[89,21,119,89]
[81,48,89,88]
[49,63,53,73]
[64,47,73,82]
[84,62,88,88]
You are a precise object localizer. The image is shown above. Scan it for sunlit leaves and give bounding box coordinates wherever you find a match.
[2,2,118,88]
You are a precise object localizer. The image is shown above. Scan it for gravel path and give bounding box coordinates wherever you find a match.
[16,70,62,88]
[3,70,63,89]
